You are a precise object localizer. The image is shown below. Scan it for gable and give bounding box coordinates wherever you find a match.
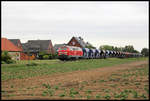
[9,39,23,49]
[68,37,82,47]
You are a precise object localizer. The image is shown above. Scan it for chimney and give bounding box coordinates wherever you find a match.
[79,36,81,40]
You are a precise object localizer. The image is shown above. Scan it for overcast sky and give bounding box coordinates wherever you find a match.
[2,1,149,51]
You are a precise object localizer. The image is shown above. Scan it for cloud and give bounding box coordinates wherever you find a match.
[2,1,149,51]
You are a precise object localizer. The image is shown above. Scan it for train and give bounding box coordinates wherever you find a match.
[57,45,142,61]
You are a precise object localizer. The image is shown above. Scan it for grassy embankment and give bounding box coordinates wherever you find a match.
[1,57,148,81]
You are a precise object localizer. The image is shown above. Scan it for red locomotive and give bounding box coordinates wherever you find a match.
[58,45,83,60]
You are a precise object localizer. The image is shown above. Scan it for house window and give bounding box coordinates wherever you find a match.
[72,42,75,45]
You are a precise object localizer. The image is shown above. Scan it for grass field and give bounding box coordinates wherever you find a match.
[1,57,149,100]
[1,57,148,81]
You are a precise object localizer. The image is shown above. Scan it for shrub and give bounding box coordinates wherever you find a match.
[52,53,58,59]
[38,51,58,60]
[1,51,15,64]
[48,54,53,59]
[43,55,49,59]
[39,51,47,59]
[1,61,6,64]
[1,51,11,61]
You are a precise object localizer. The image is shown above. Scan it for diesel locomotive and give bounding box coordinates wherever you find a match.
[58,45,142,61]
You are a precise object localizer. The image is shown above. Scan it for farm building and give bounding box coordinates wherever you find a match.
[1,38,22,60]
[67,36,95,48]
[8,39,34,60]
[22,40,54,58]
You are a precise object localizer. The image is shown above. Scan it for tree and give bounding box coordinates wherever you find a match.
[85,45,96,49]
[133,49,139,53]
[123,45,135,52]
[117,47,124,51]
[123,45,139,53]
[99,45,114,50]
[99,45,139,53]
[114,47,118,51]
[141,48,149,57]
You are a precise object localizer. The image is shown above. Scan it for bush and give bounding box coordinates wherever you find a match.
[38,52,58,60]
[43,55,49,59]
[53,53,58,59]
[1,51,15,64]
[1,51,11,62]
[39,51,47,59]
[1,61,6,64]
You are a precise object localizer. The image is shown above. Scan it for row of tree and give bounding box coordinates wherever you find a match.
[99,45,149,56]
[99,45,139,53]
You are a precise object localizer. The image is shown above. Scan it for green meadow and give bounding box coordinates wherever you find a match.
[1,57,148,81]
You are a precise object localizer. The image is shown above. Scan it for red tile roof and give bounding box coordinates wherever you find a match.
[1,38,22,52]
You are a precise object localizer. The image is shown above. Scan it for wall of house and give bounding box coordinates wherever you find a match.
[48,41,55,54]
[17,40,23,50]
[8,52,20,60]
[68,37,82,48]
[20,52,35,60]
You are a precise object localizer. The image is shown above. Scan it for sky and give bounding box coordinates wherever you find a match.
[1,1,149,52]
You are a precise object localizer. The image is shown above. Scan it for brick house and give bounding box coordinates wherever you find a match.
[1,38,22,60]
[22,40,54,58]
[8,39,35,60]
[67,36,95,48]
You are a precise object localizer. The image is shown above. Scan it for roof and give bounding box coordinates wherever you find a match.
[74,37,87,48]
[8,39,20,46]
[71,37,95,48]
[1,38,22,52]
[22,40,53,52]
[86,42,93,47]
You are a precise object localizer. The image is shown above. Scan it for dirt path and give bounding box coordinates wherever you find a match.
[2,60,149,100]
